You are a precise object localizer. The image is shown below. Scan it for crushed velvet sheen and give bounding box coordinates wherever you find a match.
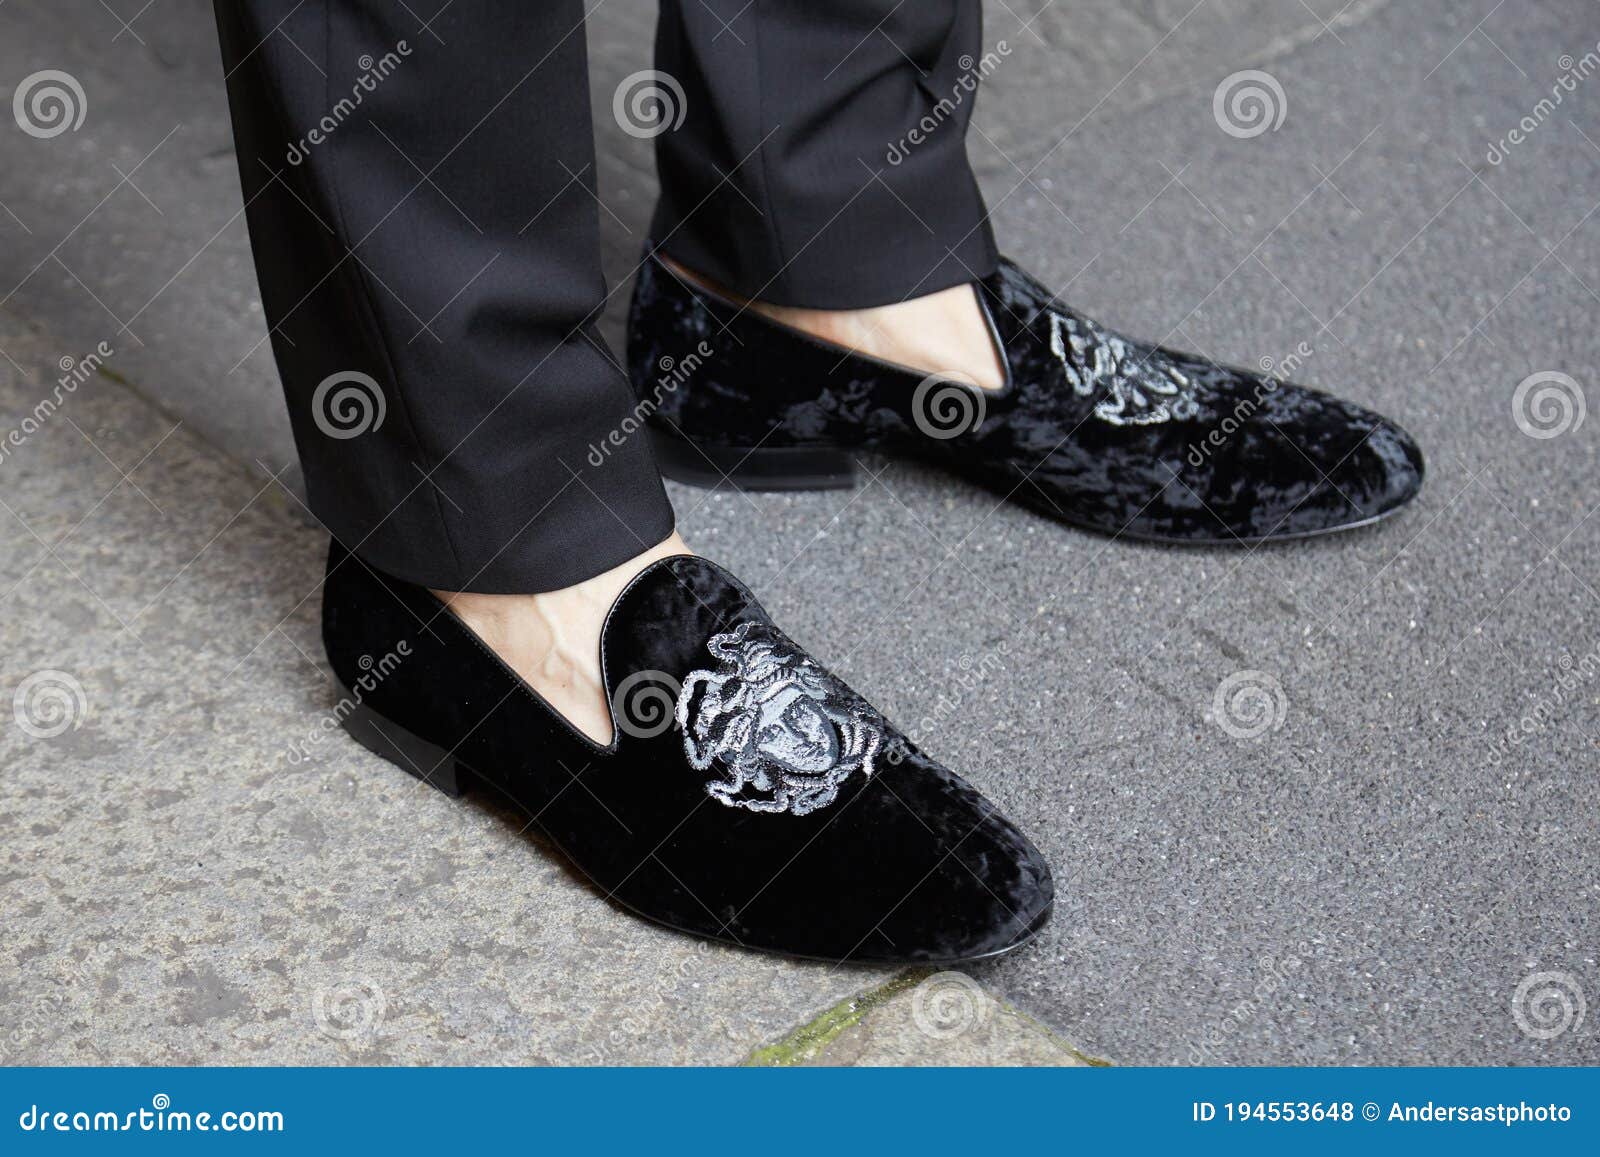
[629,250,1425,543]
[321,542,1052,964]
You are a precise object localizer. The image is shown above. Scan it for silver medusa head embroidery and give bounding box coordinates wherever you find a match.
[1047,310,1200,426]
[675,621,883,816]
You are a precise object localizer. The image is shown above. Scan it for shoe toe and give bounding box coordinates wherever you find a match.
[1275,404,1425,536]
[1334,416,1425,522]
[685,755,1056,965]
[877,809,1055,963]
[1222,390,1425,540]
[847,758,1056,963]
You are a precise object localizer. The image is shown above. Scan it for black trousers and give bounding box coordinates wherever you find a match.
[215,1,996,592]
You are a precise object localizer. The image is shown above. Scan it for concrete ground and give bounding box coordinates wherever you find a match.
[1,0,1596,1064]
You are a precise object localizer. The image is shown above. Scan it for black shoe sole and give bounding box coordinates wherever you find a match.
[338,682,478,797]
[650,425,1414,546]
[336,679,1050,967]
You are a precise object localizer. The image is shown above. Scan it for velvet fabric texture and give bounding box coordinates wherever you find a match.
[322,542,1053,964]
[629,253,1426,543]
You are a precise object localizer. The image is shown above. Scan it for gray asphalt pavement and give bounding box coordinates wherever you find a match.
[1,0,1596,1064]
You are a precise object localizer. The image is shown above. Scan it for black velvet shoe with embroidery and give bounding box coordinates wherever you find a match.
[322,541,1052,964]
[628,251,1424,544]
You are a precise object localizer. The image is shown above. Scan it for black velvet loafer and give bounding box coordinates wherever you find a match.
[628,251,1424,544]
[322,542,1053,964]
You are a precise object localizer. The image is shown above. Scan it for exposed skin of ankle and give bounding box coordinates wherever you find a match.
[662,258,1006,392]
[431,531,692,746]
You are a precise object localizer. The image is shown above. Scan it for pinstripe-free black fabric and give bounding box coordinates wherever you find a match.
[652,0,997,308]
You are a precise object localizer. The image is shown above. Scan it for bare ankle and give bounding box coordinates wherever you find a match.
[662,257,1004,391]
[431,533,691,745]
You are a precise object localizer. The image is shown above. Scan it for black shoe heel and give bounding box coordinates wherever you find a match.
[336,680,473,797]
[650,426,857,492]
